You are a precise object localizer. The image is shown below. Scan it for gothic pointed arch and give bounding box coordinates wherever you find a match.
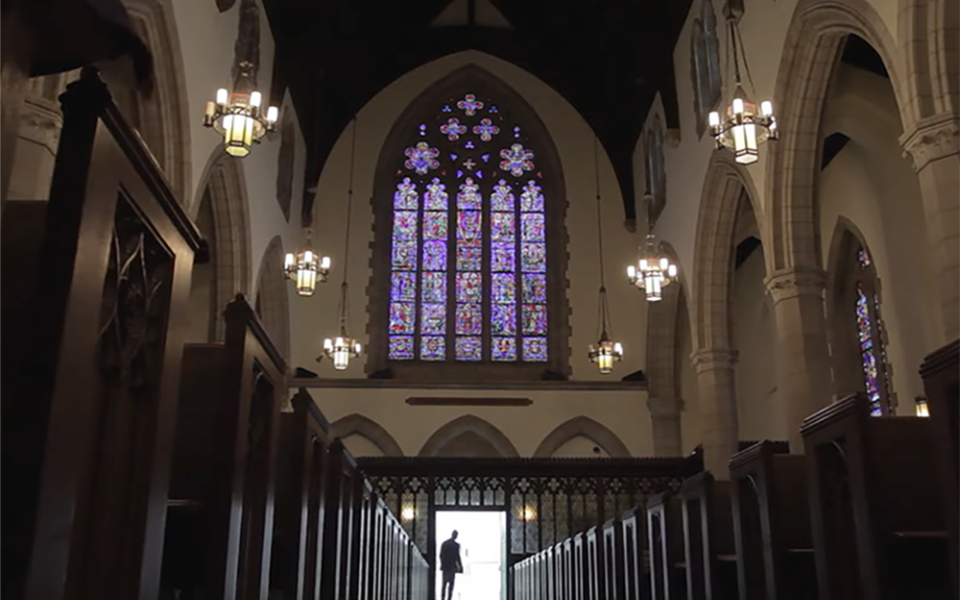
[419,415,519,458]
[255,236,290,361]
[533,417,631,458]
[330,414,404,457]
[366,64,570,381]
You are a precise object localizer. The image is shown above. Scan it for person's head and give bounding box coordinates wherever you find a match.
[451,530,458,540]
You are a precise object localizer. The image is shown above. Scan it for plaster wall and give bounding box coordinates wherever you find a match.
[677,294,701,453]
[343,434,387,458]
[552,436,611,458]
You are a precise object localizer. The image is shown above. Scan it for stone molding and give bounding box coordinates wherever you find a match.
[691,347,738,373]
[900,113,960,171]
[18,95,64,154]
[533,416,632,458]
[646,395,684,417]
[763,265,828,304]
[419,414,520,458]
[330,413,404,456]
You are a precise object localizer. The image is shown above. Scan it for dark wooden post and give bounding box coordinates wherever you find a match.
[320,439,346,600]
[679,472,738,600]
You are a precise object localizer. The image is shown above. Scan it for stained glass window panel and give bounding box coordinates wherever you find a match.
[389,335,414,360]
[393,211,418,239]
[522,304,547,335]
[521,243,546,272]
[391,272,416,301]
[492,273,516,304]
[457,178,482,209]
[422,272,447,303]
[423,212,448,239]
[520,181,544,212]
[492,337,517,361]
[491,180,515,211]
[857,285,883,415]
[521,213,545,241]
[458,211,482,239]
[522,337,548,362]
[456,304,482,335]
[390,302,415,334]
[422,241,447,271]
[394,178,418,209]
[457,241,482,271]
[456,273,483,303]
[421,303,447,335]
[522,274,547,303]
[492,242,516,272]
[491,304,517,336]
[492,213,516,241]
[392,241,417,270]
[424,178,449,209]
[421,336,446,361]
[456,336,482,361]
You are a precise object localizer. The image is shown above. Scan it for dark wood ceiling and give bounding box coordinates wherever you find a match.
[262,0,694,223]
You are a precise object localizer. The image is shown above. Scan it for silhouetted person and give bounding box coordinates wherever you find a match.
[440,530,462,600]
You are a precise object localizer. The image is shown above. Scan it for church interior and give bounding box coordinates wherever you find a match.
[1,0,957,598]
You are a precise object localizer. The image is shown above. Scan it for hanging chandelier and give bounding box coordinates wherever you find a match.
[320,119,363,370]
[284,231,331,297]
[627,194,678,302]
[204,88,278,158]
[708,10,777,164]
[587,137,624,374]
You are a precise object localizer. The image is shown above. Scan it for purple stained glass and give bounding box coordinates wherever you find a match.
[388,335,414,360]
[857,286,882,413]
[522,274,547,303]
[458,210,482,240]
[393,211,418,240]
[473,117,500,142]
[424,178,449,209]
[492,273,516,304]
[491,304,517,335]
[491,242,516,272]
[394,178,418,209]
[521,213,545,241]
[421,303,446,335]
[440,117,467,141]
[520,181,544,212]
[422,241,447,271]
[421,336,446,361]
[404,141,440,175]
[521,243,546,272]
[457,93,484,116]
[457,178,482,209]
[492,337,517,361]
[456,272,482,303]
[500,143,535,177]
[858,247,871,270]
[418,124,427,137]
[389,302,415,334]
[491,213,515,241]
[463,158,477,170]
[457,241,482,271]
[456,304,482,335]
[422,272,446,302]
[522,304,547,335]
[423,211,448,240]
[481,153,491,163]
[522,337,548,362]
[392,241,417,270]
[491,180,515,211]
[391,272,416,301]
[464,140,476,149]
[456,336,483,361]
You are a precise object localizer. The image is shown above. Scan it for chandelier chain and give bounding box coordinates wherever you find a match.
[338,118,359,332]
[593,136,606,289]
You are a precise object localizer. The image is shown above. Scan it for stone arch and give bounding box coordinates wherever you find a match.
[255,236,291,362]
[533,417,631,458]
[330,414,404,456]
[897,0,958,125]
[766,0,907,272]
[419,415,519,458]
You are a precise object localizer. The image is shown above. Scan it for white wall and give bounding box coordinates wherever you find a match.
[343,434,386,458]
[677,294,701,453]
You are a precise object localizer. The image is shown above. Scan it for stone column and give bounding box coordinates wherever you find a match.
[765,266,833,453]
[692,348,738,478]
[901,115,959,343]
[646,396,684,457]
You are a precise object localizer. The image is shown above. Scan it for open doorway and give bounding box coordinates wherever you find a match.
[435,510,506,600]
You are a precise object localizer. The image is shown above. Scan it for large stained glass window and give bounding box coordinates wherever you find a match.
[855,246,892,416]
[386,92,550,364]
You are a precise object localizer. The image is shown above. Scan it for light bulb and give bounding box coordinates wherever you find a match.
[250,91,262,108]
[216,88,228,104]
[613,342,623,355]
[304,250,314,263]
[284,253,295,270]
[668,264,678,278]
[659,257,669,270]
[324,338,333,351]
[627,265,636,280]
[639,259,648,271]
[732,98,745,115]
[761,101,773,117]
[321,256,331,270]
[708,111,720,127]
[266,106,279,123]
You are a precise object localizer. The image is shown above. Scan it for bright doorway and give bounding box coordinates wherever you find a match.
[435,510,506,600]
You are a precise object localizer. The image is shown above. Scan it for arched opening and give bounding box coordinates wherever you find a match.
[255,236,291,361]
[331,413,404,456]
[533,416,631,458]
[419,415,519,458]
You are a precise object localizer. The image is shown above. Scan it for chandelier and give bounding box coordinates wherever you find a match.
[708,10,777,164]
[587,137,624,374]
[284,231,332,297]
[627,194,678,302]
[203,88,278,157]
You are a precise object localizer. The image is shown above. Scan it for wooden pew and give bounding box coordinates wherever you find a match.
[647,491,687,600]
[2,67,202,600]
[801,393,951,599]
[920,339,959,599]
[574,531,588,600]
[679,472,739,600]
[620,506,649,600]
[729,441,813,600]
[161,295,288,600]
[602,516,626,600]
[586,525,605,600]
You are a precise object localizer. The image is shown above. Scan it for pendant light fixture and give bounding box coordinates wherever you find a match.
[708,7,777,164]
[284,230,332,297]
[626,193,678,302]
[320,119,363,370]
[587,137,624,374]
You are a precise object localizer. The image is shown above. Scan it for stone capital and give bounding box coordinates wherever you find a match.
[691,347,738,373]
[646,395,684,417]
[764,266,826,304]
[900,113,959,172]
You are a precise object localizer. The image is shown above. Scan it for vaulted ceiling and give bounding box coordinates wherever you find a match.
[262,0,694,223]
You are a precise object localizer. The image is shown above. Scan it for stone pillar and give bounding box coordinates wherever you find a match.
[646,396,684,457]
[765,266,833,453]
[0,9,36,212]
[901,115,960,343]
[692,348,738,478]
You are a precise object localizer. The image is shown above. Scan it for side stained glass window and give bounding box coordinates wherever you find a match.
[854,246,892,416]
[386,92,550,363]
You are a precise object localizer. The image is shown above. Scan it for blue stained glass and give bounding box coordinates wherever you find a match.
[456,304,483,335]
[492,337,517,361]
[422,272,446,302]
[421,303,446,334]
[456,336,483,361]
[473,118,500,142]
[492,242,516,272]
[456,272,482,303]
[521,243,546,272]
[522,304,547,335]
[404,141,440,175]
[521,213,545,241]
[457,241,482,271]
[457,178,482,209]
[422,241,447,271]
[492,273,516,304]
[421,336,446,361]
[457,93,484,116]
[500,143,535,177]
[392,241,417,270]
[523,274,547,303]
[450,153,459,161]
[857,285,883,414]
[858,247,871,269]
[520,181,544,211]
[481,153,491,163]
[476,170,483,179]
[418,124,427,137]
[522,337,548,362]
[424,178,449,209]
[440,117,467,141]
[394,178,418,209]
[458,211,482,240]
[491,304,517,335]
[423,211,448,240]
[491,213,515,241]
[389,302,415,334]
[491,180,515,211]
[389,335,414,360]
[393,211,418,239]
[465,140,476,149]
[456,169,464,179]
[442,104,453,113]
[391,272,416,301]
